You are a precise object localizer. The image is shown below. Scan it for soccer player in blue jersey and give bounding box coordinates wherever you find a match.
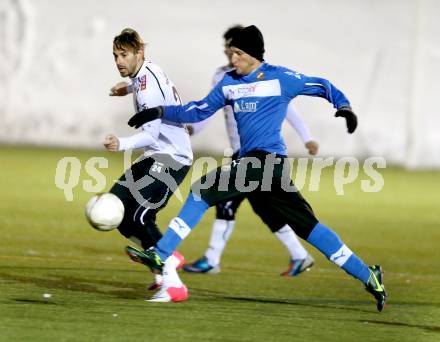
[184,25,316,276]
[125,25,387,310]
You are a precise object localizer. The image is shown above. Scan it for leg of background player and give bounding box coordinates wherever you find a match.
[183,196,245,273]
[248,194,314,276]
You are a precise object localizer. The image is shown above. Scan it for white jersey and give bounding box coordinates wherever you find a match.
[191,65,313,153]
[117,61,193,166]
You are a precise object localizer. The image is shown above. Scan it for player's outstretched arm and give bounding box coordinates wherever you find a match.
[128,107,164,128]
[297,75,358,134]
[104,130,158,151]
[128,82,227,128]
[105,116,161,151]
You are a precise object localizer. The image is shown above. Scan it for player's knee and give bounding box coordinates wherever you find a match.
[130,203,157,228]
[117,223,134,238]
[297,221,319,240]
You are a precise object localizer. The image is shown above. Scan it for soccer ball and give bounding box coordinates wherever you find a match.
[85,193,124,231]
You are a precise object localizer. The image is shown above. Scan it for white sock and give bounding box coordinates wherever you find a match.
[167,253,181,269]
[204,219,235,266]
[154,273,163,285]
[274,225,308,260]
[162,254,183,288]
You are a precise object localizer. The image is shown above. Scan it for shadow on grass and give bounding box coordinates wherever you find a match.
[0,272,147,299]
[3,271,440,334]
[190,287,440,311]
[360,320,440,333]
[13,298,58,305]
[192,289,440,333]
[213,293,374,314]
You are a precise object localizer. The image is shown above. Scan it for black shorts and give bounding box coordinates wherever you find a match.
[193,150,318,239]
[110,153,190,247]
[215,195,286,233]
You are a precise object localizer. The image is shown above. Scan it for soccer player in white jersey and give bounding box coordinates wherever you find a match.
[101,28,191,302]
[184,26,317,276]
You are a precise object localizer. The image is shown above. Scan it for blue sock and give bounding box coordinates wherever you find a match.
[156,192,209,260]
[307,223,371,284]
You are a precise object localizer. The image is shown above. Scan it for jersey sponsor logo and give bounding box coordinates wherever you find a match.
[238,84,257,95]
[284,71,302,79]
[222,79,281,100]
[226,85,257,99]
[233,100,258,113]
[139,75,147,90]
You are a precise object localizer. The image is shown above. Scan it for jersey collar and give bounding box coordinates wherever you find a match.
[130,60,147,80]
[243,62,267,81]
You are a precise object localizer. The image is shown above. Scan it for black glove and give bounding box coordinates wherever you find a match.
[335,106,358,134]
[128,106,164,128]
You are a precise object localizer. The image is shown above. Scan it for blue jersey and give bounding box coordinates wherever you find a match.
[163,63,351,156]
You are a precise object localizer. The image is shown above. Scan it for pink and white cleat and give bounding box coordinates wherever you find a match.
[172,251,185,270]
[146,251,185,291]
[146,284,188,302]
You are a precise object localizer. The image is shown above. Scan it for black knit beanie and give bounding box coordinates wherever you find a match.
[229,25,265,61]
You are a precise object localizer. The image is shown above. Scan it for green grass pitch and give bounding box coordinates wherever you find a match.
[0,146,439,341]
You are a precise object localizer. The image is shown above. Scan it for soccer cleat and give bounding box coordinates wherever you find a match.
[147,252,184,291]
[281,254,315,276]
[365,265,387,312]
[125,246,164,273]
[182,256,221,274]
[146,284,188,303]
[172,250,185,270]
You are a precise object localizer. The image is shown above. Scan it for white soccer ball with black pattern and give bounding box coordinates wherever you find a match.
[85,193,124,231]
